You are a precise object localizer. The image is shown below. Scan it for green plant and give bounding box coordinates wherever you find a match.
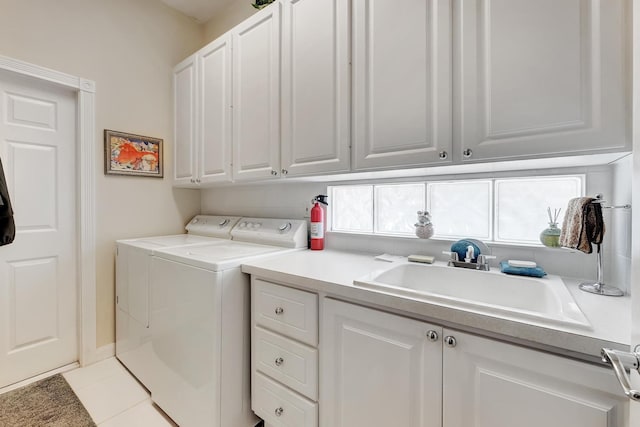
[252,0,275,9]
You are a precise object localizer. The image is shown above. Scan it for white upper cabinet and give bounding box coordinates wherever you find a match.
[198,34,233,184]
[280,0,351,177]
[232,4,282,181]
[173,35,232,187]
[352,0,453,171]
[455,0,629,162]
[173,54,197,186]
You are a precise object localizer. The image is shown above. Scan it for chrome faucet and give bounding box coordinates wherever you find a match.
[443,240,495,271]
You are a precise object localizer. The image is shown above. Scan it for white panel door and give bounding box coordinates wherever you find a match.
[0,70,77,388]
[455,0,628,162]
[232,3,281,181]
[321,299,442,427]
[280,0,350,177]
[443,330,628,427]
[199,34,233,184]
[173,54,197,186]
[352,0,452,171]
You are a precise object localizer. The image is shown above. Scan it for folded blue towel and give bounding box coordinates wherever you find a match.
[499,261,547,278]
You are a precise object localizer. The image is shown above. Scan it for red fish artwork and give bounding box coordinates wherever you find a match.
[105,130,163,177]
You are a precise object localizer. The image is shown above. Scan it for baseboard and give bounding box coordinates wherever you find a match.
[0,362,79,395]
[93,343,116,363]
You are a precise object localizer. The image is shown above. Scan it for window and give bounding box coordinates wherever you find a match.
[328,175,584,245]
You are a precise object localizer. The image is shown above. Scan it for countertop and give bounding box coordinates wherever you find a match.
[241,249,631,364]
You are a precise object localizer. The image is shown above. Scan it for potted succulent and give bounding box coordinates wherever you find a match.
[252,0,276,9]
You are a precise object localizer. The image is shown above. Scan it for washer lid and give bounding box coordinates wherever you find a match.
[154,241,292,271]
[116,234,224,250]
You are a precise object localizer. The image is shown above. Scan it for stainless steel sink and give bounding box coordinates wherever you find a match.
[354,262,591,330]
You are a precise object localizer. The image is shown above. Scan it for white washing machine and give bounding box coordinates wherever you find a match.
[115,215,240,393]
[149,218,308,427]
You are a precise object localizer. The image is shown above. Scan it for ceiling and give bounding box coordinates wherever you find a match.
[160,0,237,23]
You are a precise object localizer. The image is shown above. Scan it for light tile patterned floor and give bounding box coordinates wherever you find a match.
[63,358,176,426]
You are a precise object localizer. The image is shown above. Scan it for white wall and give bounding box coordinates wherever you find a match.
[0,0,204,347]
[204,0,258,42]
[201,164,629,283]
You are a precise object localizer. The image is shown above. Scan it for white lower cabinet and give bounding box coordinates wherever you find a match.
[252,279,319,427]
[443,330,629,427]
[321,298,443,427]
[320,298,628,427]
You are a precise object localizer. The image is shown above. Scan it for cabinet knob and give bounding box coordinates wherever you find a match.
[275,407,284,417]
[444,336,457,347]
[275,357,284,367]
[463,148,473,158]
[438,151,448,160]
[275,307,284,315]
[426,330,439,342]
[195,178,201,183]
[271,169,278,176]
[281,169,288,175]
[190,178,195,183]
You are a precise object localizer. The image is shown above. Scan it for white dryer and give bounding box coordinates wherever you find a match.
[115,215,240,392]
[149,218,307,427]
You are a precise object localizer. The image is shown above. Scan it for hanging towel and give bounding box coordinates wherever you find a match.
[0,157,15,246]
[558,197,605,254]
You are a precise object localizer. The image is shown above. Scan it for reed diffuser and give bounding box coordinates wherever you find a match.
[540,207,562,247]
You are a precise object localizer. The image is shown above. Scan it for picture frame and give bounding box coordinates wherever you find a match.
[104,129,163,178]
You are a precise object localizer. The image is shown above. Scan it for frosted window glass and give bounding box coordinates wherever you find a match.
[427,181,492,239]
[375,184,425,235]
[495,176,583,243]
[330,185,373,232]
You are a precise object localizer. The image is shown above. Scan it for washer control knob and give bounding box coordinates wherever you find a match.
[275,357,284,367]
[218,219,229,227]
[275,407,284,417]
[275,307,284,315]
[279,222,292,232]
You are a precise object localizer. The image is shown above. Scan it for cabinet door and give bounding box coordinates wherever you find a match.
[321,299,442,427]
[232,4,281,181]
[198,34,233,184]
[455,0,629,162]
[443,330,628,427]
[280,0,350,177]
[352,0,452,171]
[173,54,197,186]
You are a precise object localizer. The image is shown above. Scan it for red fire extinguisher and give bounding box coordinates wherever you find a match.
[310,195,328,250]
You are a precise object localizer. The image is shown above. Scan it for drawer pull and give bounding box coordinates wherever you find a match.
[275,357,284,367]
[275,407,284,417]
[275,307,284,315]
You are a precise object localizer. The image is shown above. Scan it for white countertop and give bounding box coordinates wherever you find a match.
[241,249,631,364]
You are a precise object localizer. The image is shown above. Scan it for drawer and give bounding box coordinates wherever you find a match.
[253,372,318,427]
[253,279,318,346]
[254,326,318,400]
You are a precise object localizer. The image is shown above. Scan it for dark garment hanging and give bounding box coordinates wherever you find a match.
[0,157,15,246]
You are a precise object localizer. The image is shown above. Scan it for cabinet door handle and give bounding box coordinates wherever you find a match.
[463,148,473,158]
[444,336,457,347]
[275,407,284,417]
[426,330,439,342]
[438,151,448,160]
[275,357,284,367]
[190,178,195,183]
[195,178,201,183]
[271,169,278,176]
[281,169,288,175]
[275,307,284,315]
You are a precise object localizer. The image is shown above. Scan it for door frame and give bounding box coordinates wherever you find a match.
[0,55,98,367]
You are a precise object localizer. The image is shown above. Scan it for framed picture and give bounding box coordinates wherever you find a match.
[104,130,163,178]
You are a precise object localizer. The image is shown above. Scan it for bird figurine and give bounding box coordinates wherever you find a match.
[415,210,434,239]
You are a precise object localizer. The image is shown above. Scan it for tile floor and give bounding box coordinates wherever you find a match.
[63,357,176,426]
